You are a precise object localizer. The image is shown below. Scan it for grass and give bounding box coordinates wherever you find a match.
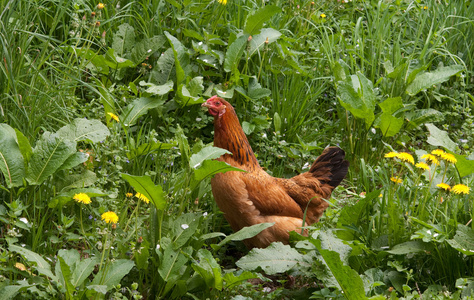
[1,0,474,299]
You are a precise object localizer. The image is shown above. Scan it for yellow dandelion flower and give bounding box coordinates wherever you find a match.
[101,211,119,224]
[421,154,439,165]
[423,6,428,10]
[436,183,451,191]
[440,152,457,164]
[135,192,150,204]
[415,162,430,171]
[451,184,470,195]
[217,0,227,5]
[126,193,133,198]
[73,193,91,204]
[107,112,119,122]
[397,152,414,165]
[97,3,105,9]
[390,177,403,184]
[320,13,326,18]
[385,152,398,158]
[431,149,445,157]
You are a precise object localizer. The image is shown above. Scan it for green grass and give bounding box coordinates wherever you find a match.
[1,0,474,299]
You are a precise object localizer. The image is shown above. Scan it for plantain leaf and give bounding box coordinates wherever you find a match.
[425,123,457,152]
[131,35,166,64]
[447,225,474,256]
[224,34,249,73]
[406,65,464,96]
[112,23,136,56]
[151,48,175,85]
[387,240,434,255]
[26,132,76,185]
[189,146,230,169]
[10,244,56,280]
[236,242,303,275]
[192,249,223,290]
[0,124,26,187]
[57,152,89,171]
[164,31,188,85]
[192,160,245,189]
[379,113,403,137]
[55,118,110,143]
[244,5,281,35]
[452,153,474,178]
[248,28,281,57]
[72,257,99,287]
[91,259,134,291]
[216,223,274,248]
[121,97,166,127]
[121,174,165,210]
[139,80,174,96]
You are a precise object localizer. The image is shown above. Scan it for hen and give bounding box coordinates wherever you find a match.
[202,96,349,248]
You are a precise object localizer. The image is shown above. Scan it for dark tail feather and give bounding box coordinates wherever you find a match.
[309,146,349,188]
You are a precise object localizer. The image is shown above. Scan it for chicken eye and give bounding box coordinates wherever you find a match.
[216,101,221,105]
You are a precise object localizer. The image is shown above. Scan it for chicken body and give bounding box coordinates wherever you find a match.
[203,96,348,248]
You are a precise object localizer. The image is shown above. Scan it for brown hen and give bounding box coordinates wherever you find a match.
[202,96,348,248]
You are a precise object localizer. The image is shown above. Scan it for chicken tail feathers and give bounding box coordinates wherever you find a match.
[309,147,349,189]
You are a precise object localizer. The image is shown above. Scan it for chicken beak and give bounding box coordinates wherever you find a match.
[201,101,211,108]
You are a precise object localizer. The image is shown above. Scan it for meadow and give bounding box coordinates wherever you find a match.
[1,0,474,299]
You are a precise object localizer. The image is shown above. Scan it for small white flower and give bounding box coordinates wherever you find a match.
[181,224,189,230]
[302,162,310,170]
[371,128,376,134]
[198,42,203,46]
[156,244,160,250]
[262,133,267,138]
[196,117,202,122]
[263,287,271,293]
[203,212,208,217]
[147,49,152,53]
[19,217,28,224]
[427,230,432,235]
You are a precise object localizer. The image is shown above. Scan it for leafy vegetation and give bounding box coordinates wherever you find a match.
[1,0,474,299]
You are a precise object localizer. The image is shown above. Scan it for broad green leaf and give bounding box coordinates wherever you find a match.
[189,146,230,169]
[452,153,474,177]
[175,125,190,167]
[425,123,457,152]
[177,76,204,106]
[121,97,165,127]
[405,108,444,129]
[15,128,32,164]
[134,240,150,270]
[192,160,245,188]
[164,31,188,85]
[192,249,223,290]
[131,35,166,64]
[91,259,134,291]
[248,77,271,100]
[58,170,98,190]
[224,34,249,73]
[10,244,56,280]
[223,271,258,289]
[65,46,109,75]
[139,80,174,96]
[55,118,110,143]
[0,124,25,187]
[406,65,464,96]
[121,174,165,210]
[57,256,75,297]
[337,72,376,129]
[103,48,135,69]
[312,239,366,300]
[317,230,352,263]
[248,28,281,57]
[151,48,175,85]
[379,113,403,137]
[26,133,76,185]
[244,5,281,35]
[447,225,474,256]
[72,257,99,287]
[57,151,89,171]
[386,241,434,255]
[379,97,403,114]
[217,223,275,248]
[158,247,189,281]
[236,242,303,275]
[0,284,31,300]
[86,285,108,294]
[112,23,136,56]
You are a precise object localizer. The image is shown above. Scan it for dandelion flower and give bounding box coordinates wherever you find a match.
[397,152,415,165]
[97,3,105,9]
[451,184,470,195]
[101,211,119,224]
[423,6,428,10]
[320,13,326,18]
[440,152,457,164]
[431,149,445,157]
[135,192,150,204]
[73,193,91,204]
[390,177,402,184]
[436,183,451,191]
[421,154,439,165]
[415,162,430,171]
[217,0,227,5]
[126,193,133,198]
[107,112,119,122]
[385,152,398,158]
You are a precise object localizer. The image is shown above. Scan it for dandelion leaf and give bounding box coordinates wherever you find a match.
[447,225,474,256]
